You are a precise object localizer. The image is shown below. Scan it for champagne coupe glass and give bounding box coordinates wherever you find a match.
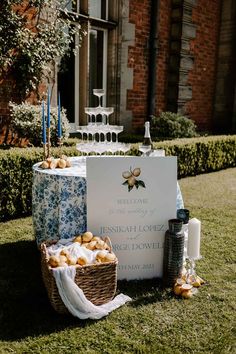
[84,126,91,142]
[94,106,103,124]
[93,89,105,107]
[76,126,83,141]
[96,123,102,142]
[139,144,152,157]
[84,107,95,124]
[113,125,124,143]
[102,107,114,125]
[93,122,102,143]
[76,142,88,161]
[84,126,90,141]
[103,125,108,143]
[93,107,101,124]
[83,126,89,142]
[121,143,131,155]
[99,106,107,124]
[91,128,96,143]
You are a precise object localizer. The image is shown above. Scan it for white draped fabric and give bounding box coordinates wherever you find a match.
[52,266,132,320]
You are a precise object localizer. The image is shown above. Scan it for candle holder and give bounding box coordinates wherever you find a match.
[57,137,63,158]
[43,143,47,160]
[46,127,51,159]
[186,255,202,284]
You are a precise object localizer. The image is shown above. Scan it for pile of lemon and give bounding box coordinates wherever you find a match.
[40,155,71,169]
[173,275,205,299]
[48,231,117,268]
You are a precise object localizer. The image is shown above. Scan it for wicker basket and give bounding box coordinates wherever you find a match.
[40,237,118,314]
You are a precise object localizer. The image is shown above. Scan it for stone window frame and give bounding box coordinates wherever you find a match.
[58,0,118,130]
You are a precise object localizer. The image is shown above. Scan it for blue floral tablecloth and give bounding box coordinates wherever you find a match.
[32,157,87,245]
[32,157,184,246]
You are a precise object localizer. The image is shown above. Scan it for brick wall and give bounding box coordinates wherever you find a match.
[0,77,19,144]
[186,0,221,131]
[127,0,171,130]
[156,0,172,113]
[127,0,151,130]
[127,0,222,132]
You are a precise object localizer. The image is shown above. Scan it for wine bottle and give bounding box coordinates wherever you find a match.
[143,121,153,148]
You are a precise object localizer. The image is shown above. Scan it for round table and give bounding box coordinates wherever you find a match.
[32,157,87,246]
[32,156,184,246]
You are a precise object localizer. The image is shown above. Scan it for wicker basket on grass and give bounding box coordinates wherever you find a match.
[40,237,118,315]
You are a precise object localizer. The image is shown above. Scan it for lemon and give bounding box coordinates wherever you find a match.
[122,171,132,179]
[173,284,183,296]
[132,168,141,177]
[182,290,193,299]
[197,275,205,284]
[73,235,82,243]
[58,158,67,169]
[128,176,136,186]
[192,279,201,287]
[77,256,88,266]
[176,278,185,285]
[82,231,93,242]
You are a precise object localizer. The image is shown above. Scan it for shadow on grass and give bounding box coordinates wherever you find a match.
[118,278,172,307]
[0,240,170,341]
[0,240,89,341]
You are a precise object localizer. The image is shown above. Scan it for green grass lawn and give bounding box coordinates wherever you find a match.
[0,168,235,354]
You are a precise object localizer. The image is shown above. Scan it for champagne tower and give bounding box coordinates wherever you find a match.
[76,89,131,155]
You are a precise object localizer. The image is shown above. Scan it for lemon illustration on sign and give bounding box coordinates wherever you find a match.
[132,168,141,177]
[128,176,136,187]
[122,171,132,179]
[122,166,145,192]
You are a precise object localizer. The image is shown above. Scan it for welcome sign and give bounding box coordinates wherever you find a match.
[86,156,177,280]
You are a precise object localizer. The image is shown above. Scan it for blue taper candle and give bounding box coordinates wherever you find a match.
[58,92,62,138]
[47,88,50,128]
[42,100,46,144]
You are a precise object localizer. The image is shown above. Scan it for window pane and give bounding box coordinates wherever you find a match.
[89,29,104,107]
[88,0,106,19]
[58,38,75,123]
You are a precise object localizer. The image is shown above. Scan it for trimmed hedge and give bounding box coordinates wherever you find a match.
[155,135,236,178]
[0,146,78,222]
[0,135,235,221]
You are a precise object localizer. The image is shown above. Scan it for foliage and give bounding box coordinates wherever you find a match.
[119,133,144,143]
[9,101,70,146]
[0,168,236,353]
[151,111,198,139]
[153,135,236,178]
[0,145,77,221]
[0,135,236,221]
[0,0,85,99]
